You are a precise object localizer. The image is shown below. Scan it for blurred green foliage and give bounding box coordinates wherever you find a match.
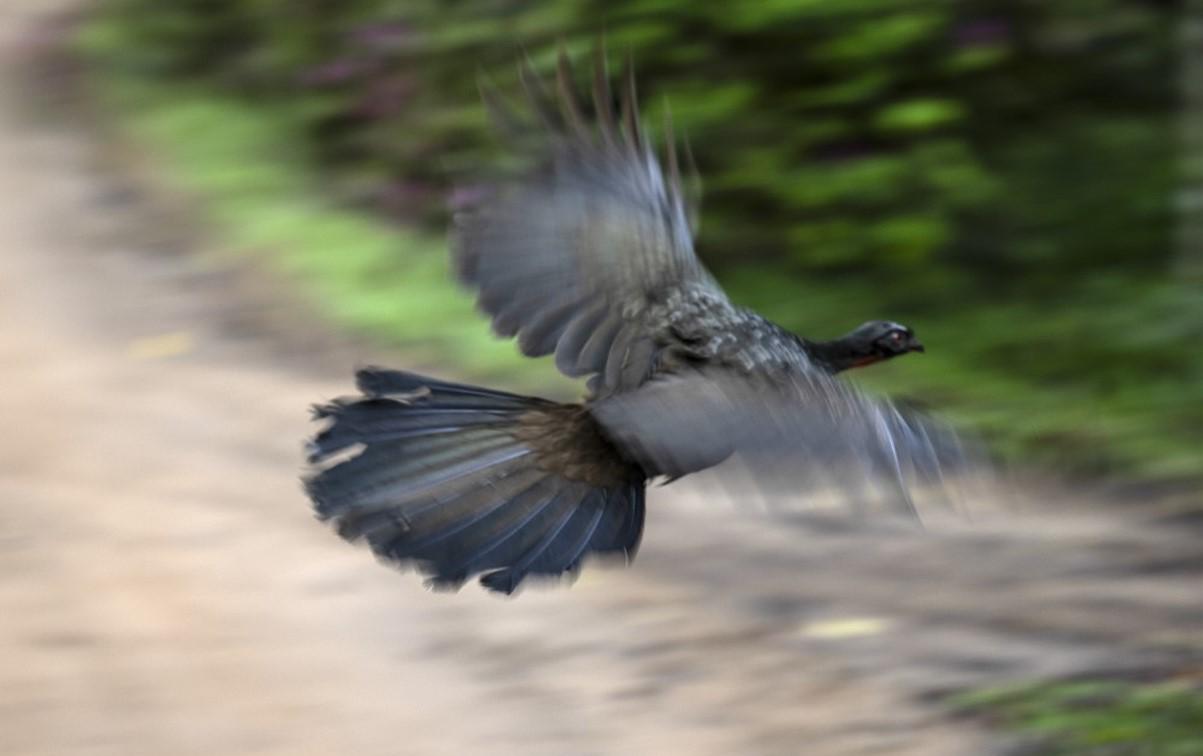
[96,0,1178,276]
[952,679,1203,754]
[80,0,1202,483]
[74,71,564,388]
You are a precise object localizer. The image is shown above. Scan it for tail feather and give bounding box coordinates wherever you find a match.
[307,430,522,517]
[477,491,589,594]
[358,466,546,548]
[336,466,544,544]
[309,388,527,458]
[355,367,544,407]
[310,400,515,458]
[419,477,573,578]
[587,482,646,555]
[527,491,608,572]
[413,477,568,582]
[393,469,552,555]
[305,369,645,594]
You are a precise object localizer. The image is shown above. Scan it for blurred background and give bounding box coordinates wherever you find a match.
[1,0,1200,754]
[79,0,1202,480]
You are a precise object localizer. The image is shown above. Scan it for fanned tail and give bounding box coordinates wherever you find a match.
[304,369,645,594]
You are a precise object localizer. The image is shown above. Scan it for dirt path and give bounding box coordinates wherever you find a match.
[1,4,1199,755]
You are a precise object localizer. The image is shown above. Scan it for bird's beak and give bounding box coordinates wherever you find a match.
[909,338,925,353]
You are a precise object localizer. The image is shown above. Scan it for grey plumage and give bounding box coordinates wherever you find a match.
[303,51,976,595]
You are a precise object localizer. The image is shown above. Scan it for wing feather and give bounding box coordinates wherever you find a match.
[453,49,723,393]
[591,366,978,516]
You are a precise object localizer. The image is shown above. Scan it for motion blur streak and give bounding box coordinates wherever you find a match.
[304,54,979,595]
[1,1,1200,755]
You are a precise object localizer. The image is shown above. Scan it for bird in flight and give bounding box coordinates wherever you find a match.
[304,49,971,594]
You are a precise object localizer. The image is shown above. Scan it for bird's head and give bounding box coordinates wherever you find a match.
[848,320,924,365]
[813,320,924,372]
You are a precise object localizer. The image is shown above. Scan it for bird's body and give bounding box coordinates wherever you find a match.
[304,50,967,594]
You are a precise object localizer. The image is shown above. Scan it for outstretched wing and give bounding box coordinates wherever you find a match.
[453,49,730,394]
[591,366,977,516]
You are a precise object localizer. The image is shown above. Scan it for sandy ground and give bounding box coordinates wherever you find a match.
[1,3,1200,755]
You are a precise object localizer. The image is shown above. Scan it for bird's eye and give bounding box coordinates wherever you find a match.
[890,331,904,342]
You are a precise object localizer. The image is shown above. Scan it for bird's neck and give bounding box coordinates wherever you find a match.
[805,338,880,374]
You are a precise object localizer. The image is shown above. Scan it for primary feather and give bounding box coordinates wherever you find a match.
[304,49,980,595]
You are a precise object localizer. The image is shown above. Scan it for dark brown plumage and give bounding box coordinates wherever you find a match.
[304,50,972,594]
[513,405,638,489]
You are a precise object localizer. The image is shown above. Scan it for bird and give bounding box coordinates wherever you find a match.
[303,49,971,595]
